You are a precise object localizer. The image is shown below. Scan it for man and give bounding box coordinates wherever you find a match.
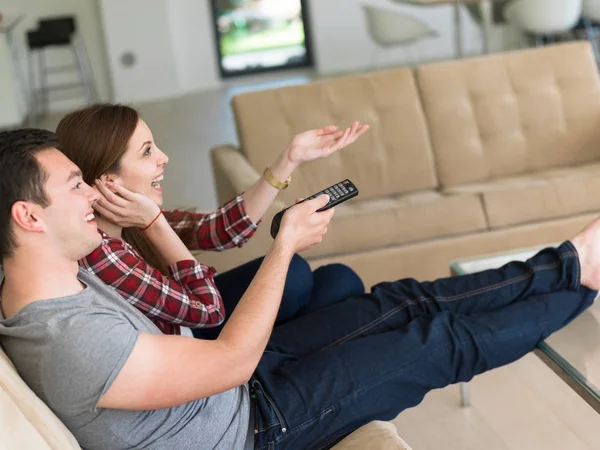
[0,128,598,450]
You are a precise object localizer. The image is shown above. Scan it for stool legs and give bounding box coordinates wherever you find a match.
[71,33,97,103]
[27,51,36,125]
[38,50,49,118]
[27,33,98,122]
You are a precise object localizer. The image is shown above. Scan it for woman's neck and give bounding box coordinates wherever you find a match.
[95,216,123,239]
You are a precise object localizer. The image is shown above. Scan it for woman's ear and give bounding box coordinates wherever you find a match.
[100,173,118,183]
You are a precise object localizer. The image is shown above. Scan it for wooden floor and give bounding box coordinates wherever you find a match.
[392,353,600,449]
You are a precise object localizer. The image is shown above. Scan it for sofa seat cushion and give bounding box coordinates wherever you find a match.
[303,190,487,259]
[331,421,412,449]
[444,162,600,229]
[0,346,80,449]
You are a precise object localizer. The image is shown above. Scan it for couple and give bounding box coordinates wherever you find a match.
[0,104,599,450]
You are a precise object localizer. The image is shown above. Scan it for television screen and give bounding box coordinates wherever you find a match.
[211,0,313,77]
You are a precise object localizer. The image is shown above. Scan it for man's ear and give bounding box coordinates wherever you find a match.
[11,201,44,233]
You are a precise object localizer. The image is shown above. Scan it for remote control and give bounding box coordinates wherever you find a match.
[270,179,359,239]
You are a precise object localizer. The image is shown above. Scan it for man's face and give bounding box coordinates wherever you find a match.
[34,149,101,260]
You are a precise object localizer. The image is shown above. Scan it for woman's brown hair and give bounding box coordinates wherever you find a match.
[56,104,168,274]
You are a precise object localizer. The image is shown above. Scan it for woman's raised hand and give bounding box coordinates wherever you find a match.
[285,120,369,165]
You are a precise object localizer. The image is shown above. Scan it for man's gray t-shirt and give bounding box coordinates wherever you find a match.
[0,268,250,450]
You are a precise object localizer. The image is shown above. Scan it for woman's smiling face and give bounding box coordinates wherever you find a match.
[110,119,169,206]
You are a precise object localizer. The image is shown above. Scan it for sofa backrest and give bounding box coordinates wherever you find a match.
[231,68,438,203]
[0,345,80,449]
[417,42,600,187]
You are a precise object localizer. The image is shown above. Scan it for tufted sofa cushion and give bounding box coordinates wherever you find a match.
[417,42,600,187]
[445,161,600,229]
[231,68,438,204]
[301,190,486,259]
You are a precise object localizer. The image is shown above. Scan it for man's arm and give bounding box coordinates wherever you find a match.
[97,195,333,410]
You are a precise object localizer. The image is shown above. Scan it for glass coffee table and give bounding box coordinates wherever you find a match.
[450,244,600,413]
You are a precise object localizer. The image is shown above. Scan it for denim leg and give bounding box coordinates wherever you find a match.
[370,241,581,318]
[252,287,595,450]
[266,241,581,358]
[301,264,365,314]
[193,254,313,339]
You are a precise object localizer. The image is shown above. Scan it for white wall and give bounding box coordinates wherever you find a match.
[165,0,220,93]
[1,0,112,114]
[0,33,25,127]
[98,0,180,103]
[14,0,514,106]
[98,0,220,102]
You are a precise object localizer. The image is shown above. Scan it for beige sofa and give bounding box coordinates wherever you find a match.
[0,343,411,449]
[205,42,600,288]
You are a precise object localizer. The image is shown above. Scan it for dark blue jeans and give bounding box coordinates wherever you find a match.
[192,255,365,339]
[250,242,595,450]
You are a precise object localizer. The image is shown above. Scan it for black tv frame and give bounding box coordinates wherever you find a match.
[208,0,315,78]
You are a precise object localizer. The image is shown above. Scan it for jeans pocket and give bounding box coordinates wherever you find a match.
[251,379,288,435]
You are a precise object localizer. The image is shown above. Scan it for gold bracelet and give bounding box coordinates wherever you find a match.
[263,166,291,190]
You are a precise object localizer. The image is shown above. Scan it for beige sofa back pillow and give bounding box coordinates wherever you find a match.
[0,346,80,449]
[231,68,438,203]
[418,42,600,187]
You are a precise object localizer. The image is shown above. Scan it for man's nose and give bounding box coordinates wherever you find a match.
[86,182,100,203]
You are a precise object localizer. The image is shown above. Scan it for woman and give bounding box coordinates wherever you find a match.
[56,103,369,338]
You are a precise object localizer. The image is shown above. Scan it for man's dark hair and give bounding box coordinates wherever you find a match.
[0,128,59,259]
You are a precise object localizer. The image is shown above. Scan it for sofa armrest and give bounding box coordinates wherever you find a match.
[210,144,261,204]
[331,421,412,450]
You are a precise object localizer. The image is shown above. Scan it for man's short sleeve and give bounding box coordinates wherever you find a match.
[41,310,139,415]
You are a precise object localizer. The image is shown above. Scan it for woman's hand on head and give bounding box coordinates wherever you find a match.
[93,180,161,229]
[285,121,370,166]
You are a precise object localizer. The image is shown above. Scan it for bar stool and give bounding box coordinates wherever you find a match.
[26,16,96,122]
[503,0,583,47]
[362,5,438,68]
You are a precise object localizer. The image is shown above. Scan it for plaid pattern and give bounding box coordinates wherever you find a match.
[80,195,258,335]
[163,195,259,251]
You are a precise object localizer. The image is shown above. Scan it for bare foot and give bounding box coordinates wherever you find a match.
[571,217,600,290]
